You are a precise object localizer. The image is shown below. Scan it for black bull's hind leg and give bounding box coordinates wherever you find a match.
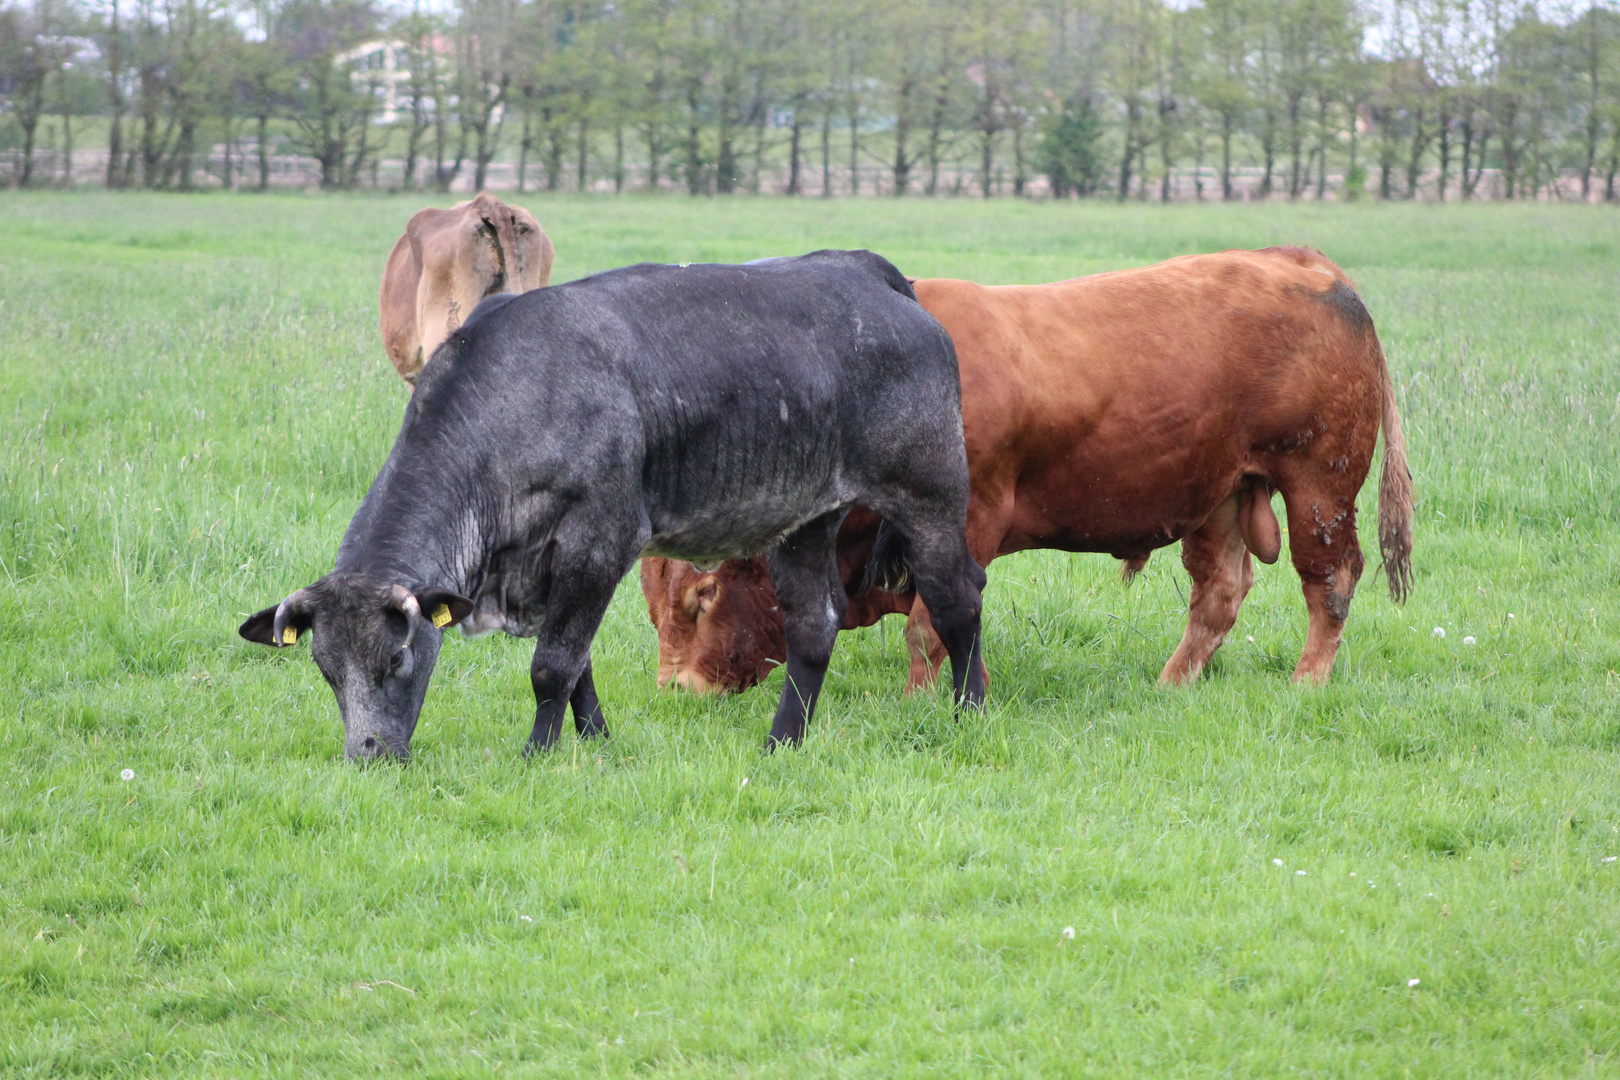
[901,527,987,709]
[764,510,850,748]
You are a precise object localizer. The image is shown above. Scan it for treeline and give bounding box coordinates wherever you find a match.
[3,0,1620,200]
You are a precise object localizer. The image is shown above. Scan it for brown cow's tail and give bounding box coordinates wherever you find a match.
[1376,340,1415,603]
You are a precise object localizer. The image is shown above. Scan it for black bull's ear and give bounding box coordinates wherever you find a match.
[239,602,312,647]
[415,587,475,630]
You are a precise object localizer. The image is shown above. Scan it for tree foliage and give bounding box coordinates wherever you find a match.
[1,0,1618,199]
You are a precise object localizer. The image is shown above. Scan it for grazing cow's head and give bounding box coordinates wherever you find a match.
[639,557,787,695]
[239,573,474,760]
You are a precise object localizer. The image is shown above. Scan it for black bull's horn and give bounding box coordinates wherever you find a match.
[388,584,422,650]
[271,588,312,647]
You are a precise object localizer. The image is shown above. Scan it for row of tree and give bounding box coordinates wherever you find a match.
[3,0,1620,200]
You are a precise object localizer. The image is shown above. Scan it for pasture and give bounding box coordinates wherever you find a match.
[2,192,1618,1077]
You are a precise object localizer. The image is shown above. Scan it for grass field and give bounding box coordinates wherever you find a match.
[2,192,1619,1078]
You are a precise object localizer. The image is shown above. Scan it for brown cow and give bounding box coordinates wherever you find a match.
[379,191,555,387]
[641,247,1413,695]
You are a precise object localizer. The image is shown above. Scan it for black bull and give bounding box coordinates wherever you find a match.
[240,251,987,758]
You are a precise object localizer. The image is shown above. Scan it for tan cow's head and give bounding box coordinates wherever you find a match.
[380,192,556,386]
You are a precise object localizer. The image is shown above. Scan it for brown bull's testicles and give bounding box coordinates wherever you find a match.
[379,191,555,388]
[1238,480,1282,565]
[642,246,1415,696]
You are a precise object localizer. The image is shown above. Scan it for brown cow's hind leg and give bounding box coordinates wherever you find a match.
[1160,495,1253,685]
[1282,489,1365,683]
[903,599,943,692]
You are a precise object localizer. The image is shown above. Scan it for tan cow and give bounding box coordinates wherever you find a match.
[642,247,1414,695]
[379,191,555,387]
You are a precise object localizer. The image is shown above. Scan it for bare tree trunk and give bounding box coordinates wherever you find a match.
[1436,103,1451,202]
[821,104,832,196]
[786,93,805,195]
[257,101,271,192]
[1220,111,1234,200]
[222,115,234,190]
[105,0,127,189]
[847,88,860,195]
[575,113,588,191]
[717,74,738,194]
[516,105,531,193]
[1582,6,1602,200]
[1405,106,1430,199]
[1193,117,1206,201]
[15,50,48,188]
[614,123,625,193]
[59,99,73,187]
[1013,109,1027,197]
[1287,95,1304,198]
[1117,100,1139,202]
[891,77,913,195]
[1314,95,1329,198]
[684,82,703,195]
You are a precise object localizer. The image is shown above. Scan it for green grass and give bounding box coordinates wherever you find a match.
[3,192,1620,1077]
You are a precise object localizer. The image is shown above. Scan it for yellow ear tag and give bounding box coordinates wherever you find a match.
[282,626,298,645]
[430,603,453,629]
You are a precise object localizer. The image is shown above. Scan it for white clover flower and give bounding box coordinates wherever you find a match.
[1432,627,1446,639]
[1246,635,1255,643]
[1507,613,1515,620]
[1062,926,1076,939]
[120,768,135,782]
[1463,636,1476,646]
[1272,858,1285,867]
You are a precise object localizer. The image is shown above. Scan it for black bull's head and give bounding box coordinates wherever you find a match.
[239,573,474,760]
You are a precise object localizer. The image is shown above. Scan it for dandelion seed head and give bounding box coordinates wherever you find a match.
[1431,627,1446,639]
[1295,870,1307,876]
[120,768,134,782]
[1463,635,1476,646]
[1408,978,1421,988]
[1062,926,1076,939]
[1272,858,1285,867]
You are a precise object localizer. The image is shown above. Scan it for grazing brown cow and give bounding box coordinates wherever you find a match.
[641,247,1413,695]
[379,191,554,387]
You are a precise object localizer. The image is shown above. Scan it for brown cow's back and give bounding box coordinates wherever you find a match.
[919,248,1385,562]
[379,192,555,386]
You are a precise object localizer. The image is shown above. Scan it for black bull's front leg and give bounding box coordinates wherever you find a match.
[524,528,637,754]
[530,651,611,753]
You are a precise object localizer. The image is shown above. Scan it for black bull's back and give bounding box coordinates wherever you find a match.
[397,251,968,566]
[246,250,987,757]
